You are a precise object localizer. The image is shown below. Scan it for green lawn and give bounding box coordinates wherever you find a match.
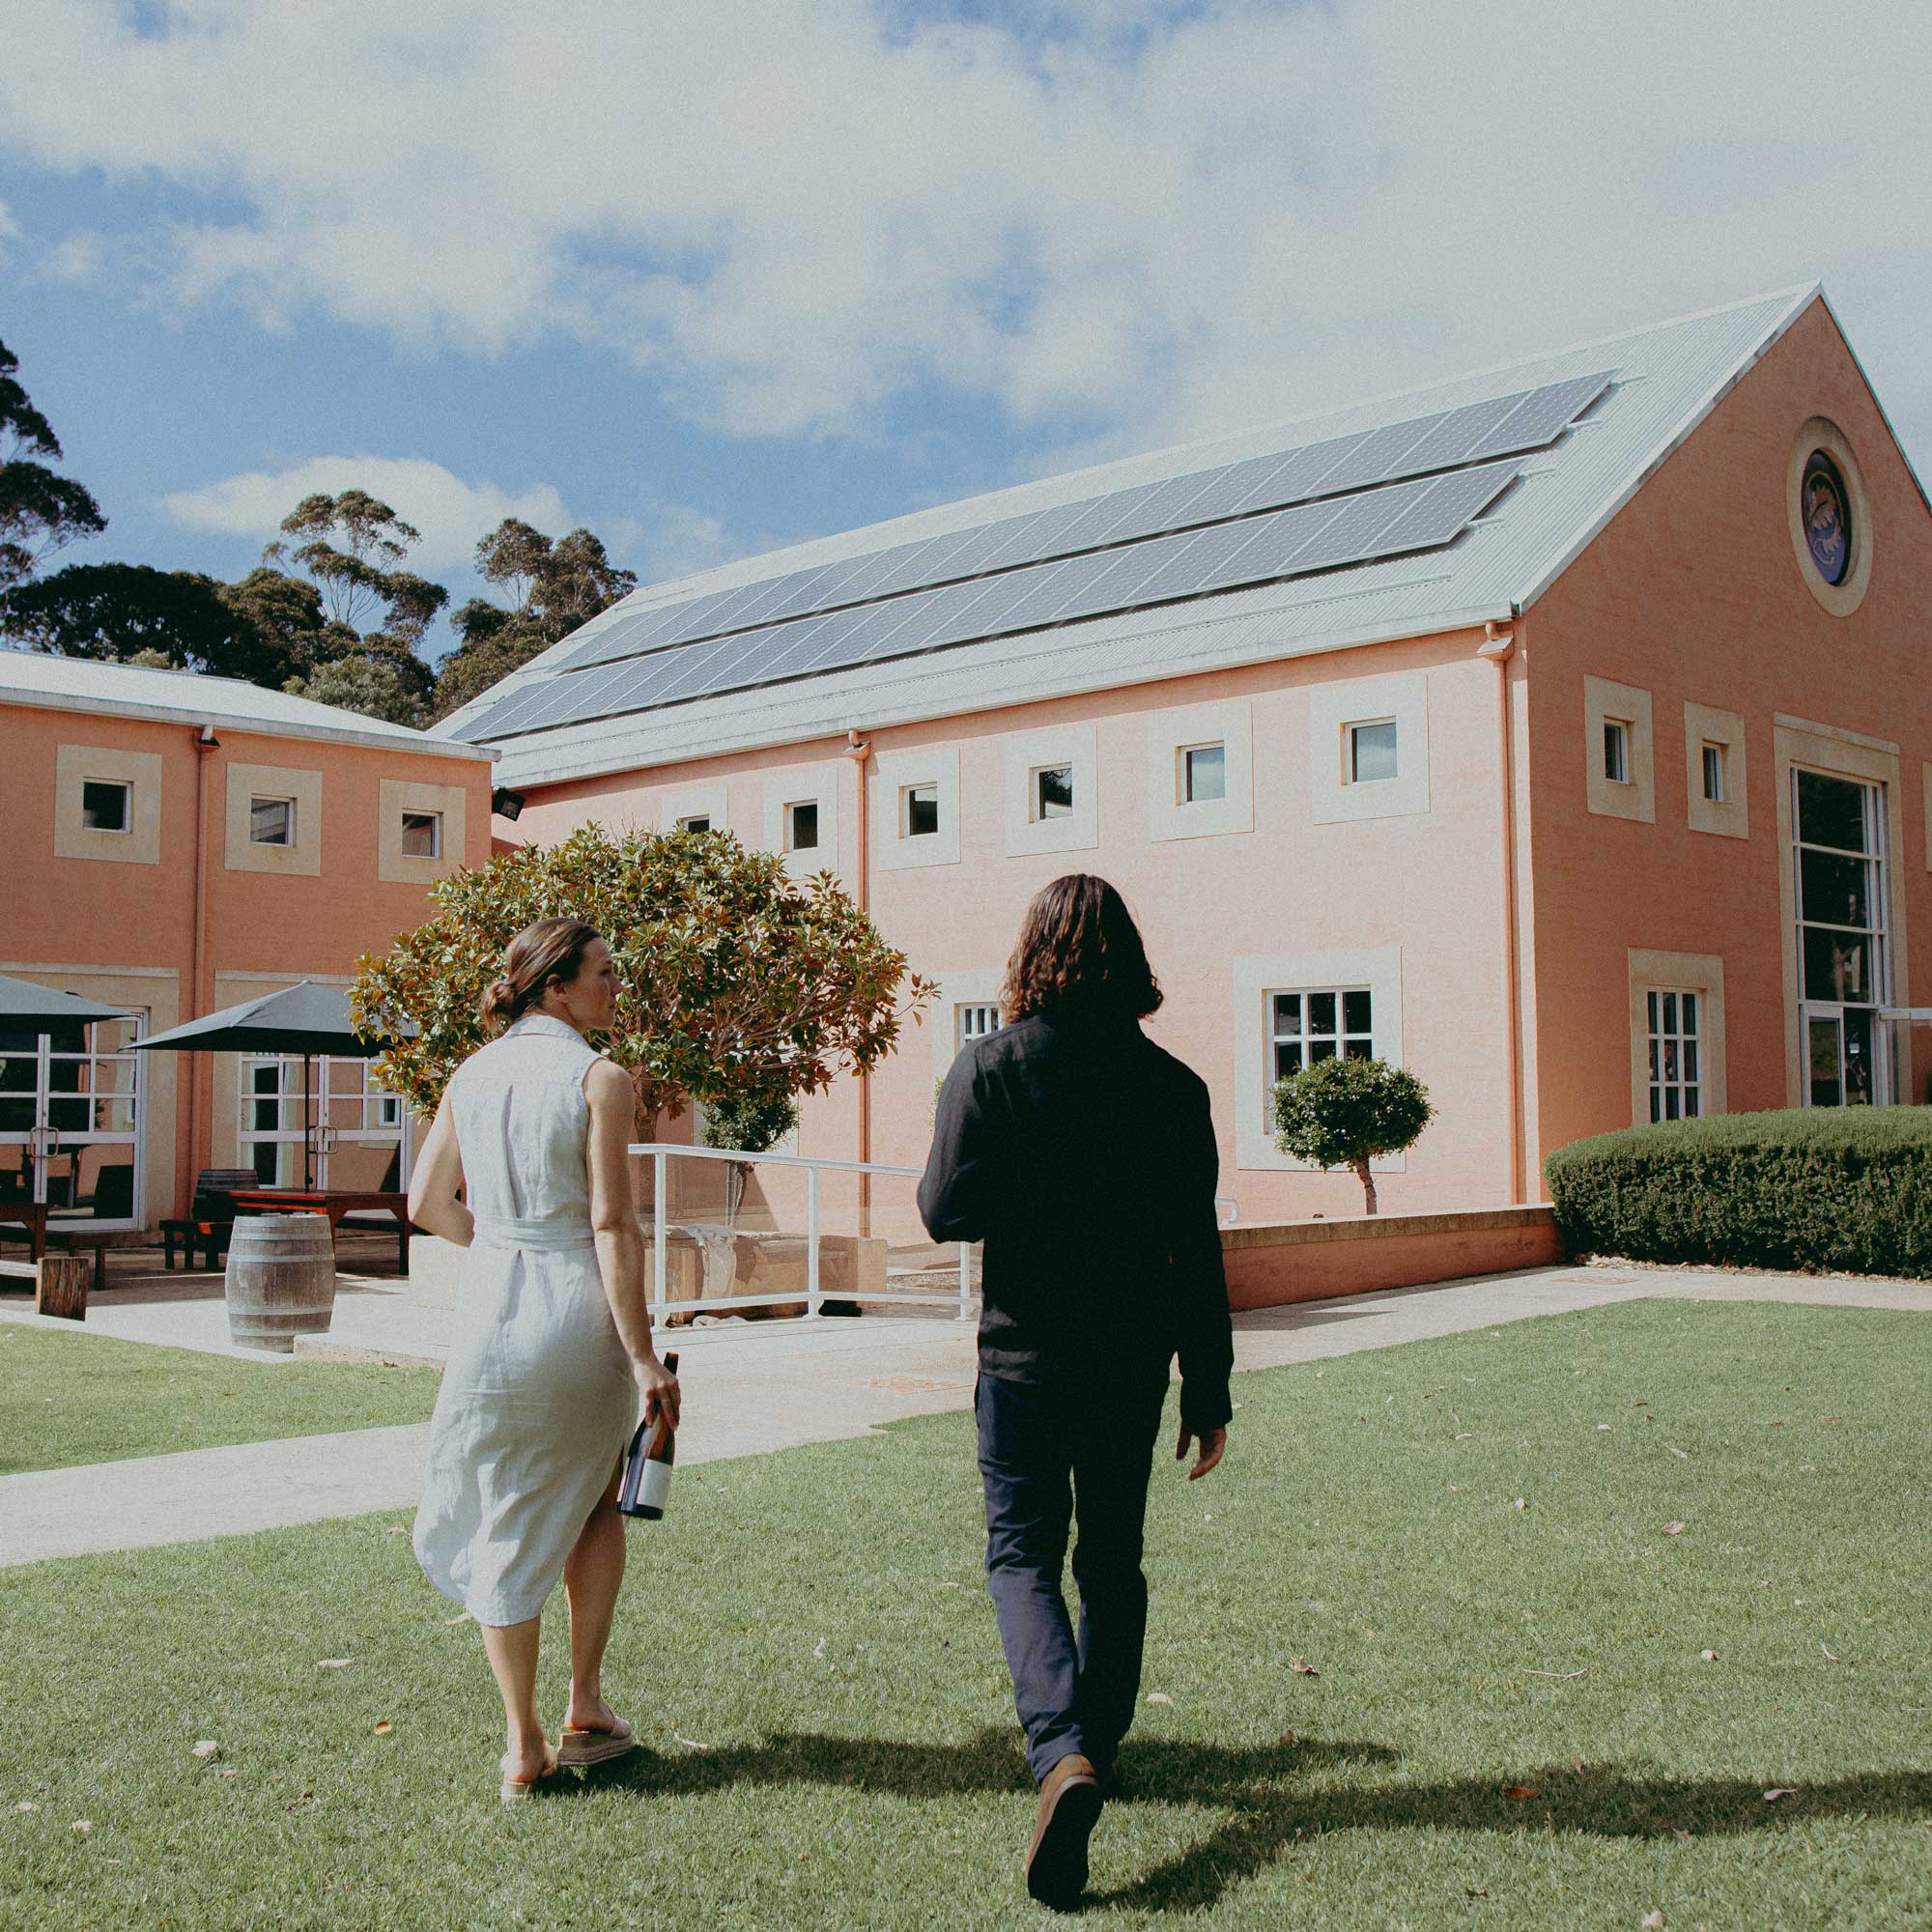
[4,1298,1929,1929]
[0,1324,440,1474]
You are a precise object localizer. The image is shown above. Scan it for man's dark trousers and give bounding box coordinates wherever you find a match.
[976,1364,1170,1785]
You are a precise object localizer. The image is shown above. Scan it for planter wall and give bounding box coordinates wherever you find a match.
[1219,1206,1560,1311]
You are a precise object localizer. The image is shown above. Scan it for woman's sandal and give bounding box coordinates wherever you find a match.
[557,1716,639,1768]
[498,1743,560,1804]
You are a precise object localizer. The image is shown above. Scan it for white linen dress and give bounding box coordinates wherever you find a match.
[413,1011,637,1626]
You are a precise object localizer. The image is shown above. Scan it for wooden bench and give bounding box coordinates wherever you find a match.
[0,1205,108,1293]
[159,1169,262,1272]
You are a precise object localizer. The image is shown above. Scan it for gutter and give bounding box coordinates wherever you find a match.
[185,723,220,1213]
[1477,614,1526,1205]
[840,728,872,1234]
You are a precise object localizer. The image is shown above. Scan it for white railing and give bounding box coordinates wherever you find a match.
[631,1142,977,1323]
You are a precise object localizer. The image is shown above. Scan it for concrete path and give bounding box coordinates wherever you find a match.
[4,1263,1927,1570]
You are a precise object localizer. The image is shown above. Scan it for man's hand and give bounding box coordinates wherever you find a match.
[634,1353,681,1433]
[1176,1423,1226,1481]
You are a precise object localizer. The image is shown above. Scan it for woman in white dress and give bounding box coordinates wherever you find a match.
[408,917,680,1801]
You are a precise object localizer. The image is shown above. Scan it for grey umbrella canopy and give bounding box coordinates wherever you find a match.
[132,981,412,1058]
[0,971,136,1034]
[134,982,414,1188]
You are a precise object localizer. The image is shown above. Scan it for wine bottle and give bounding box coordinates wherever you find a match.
[619,1350,679,1521]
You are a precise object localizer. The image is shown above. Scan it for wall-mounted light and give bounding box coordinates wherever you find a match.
[491,788,526,822]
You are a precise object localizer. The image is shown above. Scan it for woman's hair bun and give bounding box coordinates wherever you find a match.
[478,976,521,1034]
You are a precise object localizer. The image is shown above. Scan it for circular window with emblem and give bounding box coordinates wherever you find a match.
[1800,450,1852,584]
[1787,418,1871,615]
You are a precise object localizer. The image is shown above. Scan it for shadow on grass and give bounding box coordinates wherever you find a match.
[569,1732,1932,1913]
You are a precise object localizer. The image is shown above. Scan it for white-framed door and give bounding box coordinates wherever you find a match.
[0,1011,147,1230]
[238,1054,412,1189]
[1793,766,1891,1107]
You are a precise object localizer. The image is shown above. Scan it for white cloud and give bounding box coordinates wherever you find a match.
[3,1,1931,465]
[157,457,570,572]
[39,230,106,284]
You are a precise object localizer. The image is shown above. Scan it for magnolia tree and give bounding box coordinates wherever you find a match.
[1270,1054,1434,1215]
[350,824,936,1143]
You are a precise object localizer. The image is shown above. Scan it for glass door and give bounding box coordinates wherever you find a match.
[1794,768,1889,1106]
[239,1054,411,1189]
[0,1013,146,1229]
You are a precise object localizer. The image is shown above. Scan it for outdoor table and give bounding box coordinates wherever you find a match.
[0,1204,108,1290]
[226,1189,412,1272]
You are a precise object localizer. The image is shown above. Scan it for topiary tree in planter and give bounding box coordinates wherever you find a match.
[350,823,936,1141]
[1270,1054,1434,1215]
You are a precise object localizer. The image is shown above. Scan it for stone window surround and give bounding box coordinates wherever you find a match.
[1232,945,1405,1172]
[1307,670,1430,824]
[929,966,1004,1085]
[1787,415,1873,619]
[225,762,323,876]
[53,744,164,867]
[1684,700,1748,840]
[1004,723,1098,857]
[660,781,729,835]
[874,745,960,870]
[1627,948,1728,1126]
[1583,675,1655,824]
[1145,696,1254,842]
[378,777,469,884]
[761,761,842,877]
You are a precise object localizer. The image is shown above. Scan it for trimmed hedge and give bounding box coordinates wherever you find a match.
[1544,1106,1932,1279]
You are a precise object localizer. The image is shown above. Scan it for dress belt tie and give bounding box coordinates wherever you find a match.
[471,1213,599,1254]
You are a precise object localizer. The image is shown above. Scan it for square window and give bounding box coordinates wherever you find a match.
[1343,988,1373,1035]
[400,810,441,859]
[783,800,819,852]
[1348,720,1399,784]
[1034,764,1074,820]
[80,780,130,833]
[1271,993,1301,1032]
[1701,742,1726,803]
[1604,720,1632,785]
[249,796,295,846]
[1181,743,1227,804]
[676,813,711,834]
[957,1003,1001,1047]
[903,784,940,838]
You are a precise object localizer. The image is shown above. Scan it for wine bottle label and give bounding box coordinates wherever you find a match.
[638,1460,672,1512]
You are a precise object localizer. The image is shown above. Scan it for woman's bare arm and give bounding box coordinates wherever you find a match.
[407,1091,472,1248]
[585,1058,679,1430]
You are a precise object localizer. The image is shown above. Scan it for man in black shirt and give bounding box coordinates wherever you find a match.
[919,874,1234,1911]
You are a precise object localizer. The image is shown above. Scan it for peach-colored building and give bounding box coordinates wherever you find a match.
[1,653,496,1234]
[442,286,1932,1218]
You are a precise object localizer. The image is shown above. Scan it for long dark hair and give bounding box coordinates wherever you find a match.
[479,918,604,1036]
[999,874,1162,1027]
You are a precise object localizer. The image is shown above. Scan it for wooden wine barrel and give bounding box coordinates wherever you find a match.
[225,1214,337,1352]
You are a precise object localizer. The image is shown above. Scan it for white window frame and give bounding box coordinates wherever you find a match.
[1031,761,1075,822]
[1700,743,1725,804]
[1583,676,1654,823]
[902,783,941,839]
[1627,950,1726,1126]
[399,808,442,860]
[1793,765,1891,1107]
[1308,672,1430,824]
[1266,985,1377,1088]
[929,966,1003,1082]
[1603,720,1632,786]
[1644,987,1704,1122]
[248,794,298,847]
[1233,946,1404,1171]
[1346,719,1399,786]
[956,1002,1002,1049]
[1180,742,1227,804]
[80,779,133,835]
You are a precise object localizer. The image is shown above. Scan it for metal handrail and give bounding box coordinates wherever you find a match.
[629,1141,973,1323]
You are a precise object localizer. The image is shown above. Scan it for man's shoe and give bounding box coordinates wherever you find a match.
[1025,1752,1103,1910]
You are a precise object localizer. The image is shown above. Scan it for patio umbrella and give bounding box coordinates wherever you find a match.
[133,982,414,1187]
[0,971,136,1034]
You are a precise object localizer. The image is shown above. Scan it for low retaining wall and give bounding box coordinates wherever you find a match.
[1218,1206,1561,1311]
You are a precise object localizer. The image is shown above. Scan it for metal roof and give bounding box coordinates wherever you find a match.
[0,650,497,763]
[446,285,1823,790]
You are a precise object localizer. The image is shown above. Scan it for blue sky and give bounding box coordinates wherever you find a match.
[4,1,1930,666]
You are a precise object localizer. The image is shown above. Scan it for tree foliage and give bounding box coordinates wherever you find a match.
[433,520,636,721]
[264,490,448,645]
[1270,1054,1434,1214]
[350,823,937,1131]
[0,337,107,593]
[293,648,433,728]
[0,561,299,682]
